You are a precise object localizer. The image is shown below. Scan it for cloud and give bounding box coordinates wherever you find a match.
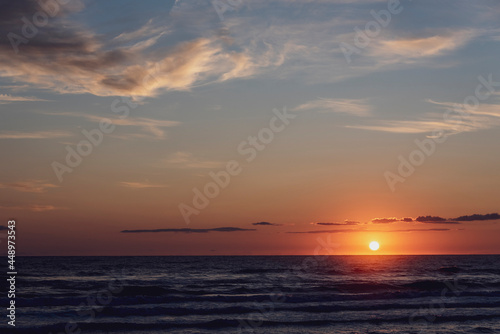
[345,117,490,135]
[369,30,476,64]
[344,220,361,225]
[347,99,500,136]
[370,216,458,224]
[121,227,256,233]
[119,181,168,189]
[293,98,371,116]
[158,152,223,169]
[371,217,398,224]
[425,99,500,118]
[416,216,447,222]
[252,222,282,226]
[0,204,63,212]
[0,180,58,193]
[0,130,71,139]
[313,220,360,226]
[1,1,495,98]
[0,1,260,98]
[0,94,49,104]
[42,111,179,139]
[112,19,169,43]
[453,213,500,221]
[289,228,450,234]
[388,228,451,233]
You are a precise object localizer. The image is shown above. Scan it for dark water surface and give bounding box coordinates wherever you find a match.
[2,255,500,333]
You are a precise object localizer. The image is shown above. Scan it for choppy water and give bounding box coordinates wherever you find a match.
[1,255,500,333]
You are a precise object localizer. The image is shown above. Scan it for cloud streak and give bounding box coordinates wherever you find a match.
[119,181,168,189]
[0,131,71,139]
[158,152,223,169]
[0,94,49,104]
[453,213,500,221]
[0,204,63,212]
[294,98,371,116]
[289,228,450,234]
[42,111,179,139]
[252,222,283,226]
[121,227,256,233]
[0,180,58,193]
[313,221,360,226]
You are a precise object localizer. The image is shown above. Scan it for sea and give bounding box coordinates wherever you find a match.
[1,255,499,333]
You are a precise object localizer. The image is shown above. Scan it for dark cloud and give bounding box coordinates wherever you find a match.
[315,223,345,226]
[313,221,360,226]
[344,220,360,225]
[390,228,450,232]
[371,218,398,224]
[289,229,355,234]
[0,0,253,97]
[121,227,256,233]
[415,216,447,222]
[401,217,413,222]
[453,213,500,221]
[420,221,460,225]
[289,228,450,234]
[252,222,282,226]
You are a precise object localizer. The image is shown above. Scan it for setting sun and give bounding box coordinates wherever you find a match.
[369,241,380,251]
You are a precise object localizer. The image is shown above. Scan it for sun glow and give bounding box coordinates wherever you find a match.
[369,241,380,251]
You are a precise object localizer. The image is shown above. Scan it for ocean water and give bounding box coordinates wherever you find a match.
[2,255,500,333]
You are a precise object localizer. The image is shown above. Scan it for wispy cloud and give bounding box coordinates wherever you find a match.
[119,181,168,189]
[121,227,256,233]
[42,111,179,139]
[0,131,71,139]
[0,180,58,193]
[0,1,259,98]
[347,97,500,136]
[0,94,49,104]
[112,19,169,43]
[368,30,476,65]
[0,204,63,212]
[427,99,500,118]
[158,152,223,169]
[294,98,372,116]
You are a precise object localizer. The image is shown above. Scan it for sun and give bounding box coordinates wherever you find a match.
[369,241,380,251]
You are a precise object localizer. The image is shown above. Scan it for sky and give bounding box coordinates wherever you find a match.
[0,0,499,255]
